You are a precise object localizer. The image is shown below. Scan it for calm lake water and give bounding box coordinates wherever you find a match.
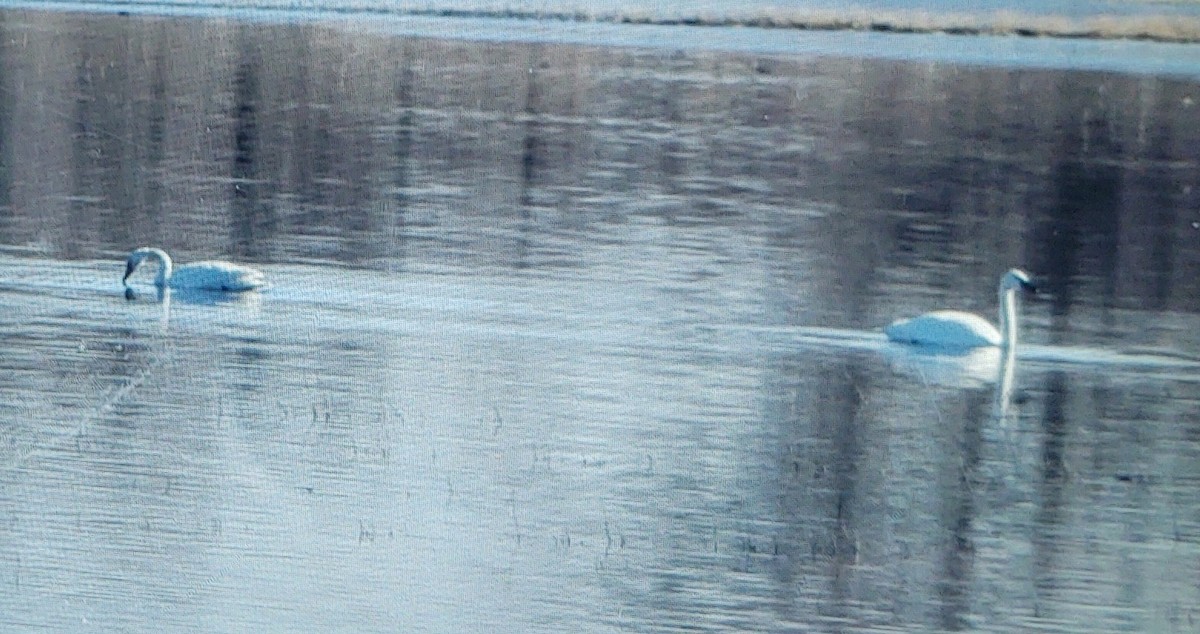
[2,8,1200,633]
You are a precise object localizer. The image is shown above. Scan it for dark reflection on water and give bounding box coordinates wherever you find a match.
[1,8,1199,634]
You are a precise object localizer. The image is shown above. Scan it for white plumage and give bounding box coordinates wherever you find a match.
[123,247,266,291]
[885,269,1035,349]
[885,310,1002,348]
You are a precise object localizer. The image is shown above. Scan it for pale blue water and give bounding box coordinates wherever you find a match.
[2,7,1199,634]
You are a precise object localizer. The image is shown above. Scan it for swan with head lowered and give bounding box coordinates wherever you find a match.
[123,247,266,292]
[885,269,1035,349]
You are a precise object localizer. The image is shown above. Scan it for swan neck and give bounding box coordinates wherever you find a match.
[999,287,1017,348]
[150,249,173,286]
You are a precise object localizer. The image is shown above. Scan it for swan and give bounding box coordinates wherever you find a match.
[885,269,1035,349]
[122,247,266,291]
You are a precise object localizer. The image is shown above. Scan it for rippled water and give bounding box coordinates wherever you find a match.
[2,8,1200,633]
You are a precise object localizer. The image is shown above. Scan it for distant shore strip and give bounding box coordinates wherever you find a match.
[53,1,1200,45]
[400,8,1200,45]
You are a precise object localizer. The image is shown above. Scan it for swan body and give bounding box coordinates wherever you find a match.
[123,247,266,291]
[885,269,1034,349]
[886,310,1002,348]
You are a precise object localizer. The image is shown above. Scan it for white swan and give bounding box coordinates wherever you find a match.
[122,247,266,291]
[885,269,1035,349]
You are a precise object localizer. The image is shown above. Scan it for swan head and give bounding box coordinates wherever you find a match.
[1000,268,1036,294]
[123,249,150,285]
[123,247,170,286]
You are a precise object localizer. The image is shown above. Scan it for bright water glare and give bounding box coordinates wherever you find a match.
[1,8,1200,633]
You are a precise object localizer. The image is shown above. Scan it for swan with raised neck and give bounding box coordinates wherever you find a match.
[885,269,1036,349]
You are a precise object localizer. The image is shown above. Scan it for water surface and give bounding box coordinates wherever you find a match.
[2,9,1200,633]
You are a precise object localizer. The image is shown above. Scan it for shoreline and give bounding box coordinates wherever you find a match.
[361,7,1200,45]
[17,1,1200,44]
[7,2,1200,79]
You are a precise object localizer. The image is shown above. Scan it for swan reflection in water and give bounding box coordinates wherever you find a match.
[883,345,1009,389]
[883,340,1020,421]
[124,284,262,306]
[124,281,263,331]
